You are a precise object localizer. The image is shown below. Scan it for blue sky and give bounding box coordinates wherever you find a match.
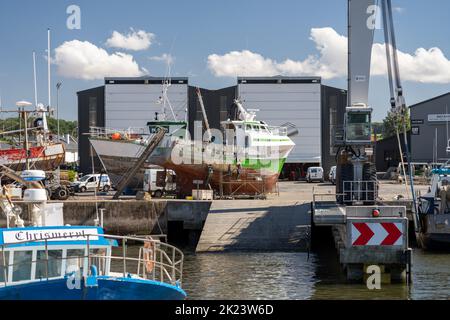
[0,0,449,121]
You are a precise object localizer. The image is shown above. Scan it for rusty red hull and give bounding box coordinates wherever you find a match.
[0,144,65,172]
[160,161,279,197]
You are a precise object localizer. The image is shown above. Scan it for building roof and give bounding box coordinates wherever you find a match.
[76,85,104,95]
[237,75,321,84]
[409,92,450,109]
[104,76,188,85]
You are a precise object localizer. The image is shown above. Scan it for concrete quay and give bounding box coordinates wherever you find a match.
[3,199,211,246]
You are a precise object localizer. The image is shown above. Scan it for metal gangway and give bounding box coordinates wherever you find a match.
[112,127,167,199]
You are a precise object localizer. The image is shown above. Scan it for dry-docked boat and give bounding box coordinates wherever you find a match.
[89,99,295,197]
[0,102,65,172]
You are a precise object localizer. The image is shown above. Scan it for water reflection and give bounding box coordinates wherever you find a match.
[116,244,450,300]
[182,252,315,300]
[181,249,450,300]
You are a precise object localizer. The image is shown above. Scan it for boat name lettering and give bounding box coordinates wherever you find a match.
[3,228,100,244]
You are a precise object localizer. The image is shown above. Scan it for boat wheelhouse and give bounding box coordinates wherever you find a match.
[0,225,186,300]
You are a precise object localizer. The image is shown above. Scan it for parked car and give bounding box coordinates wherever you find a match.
[329,166,337,185]
[306,167,324,183]
[70,174,111,193]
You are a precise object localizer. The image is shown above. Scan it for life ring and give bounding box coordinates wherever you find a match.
[143,241,155,273]
[111,133,121,140]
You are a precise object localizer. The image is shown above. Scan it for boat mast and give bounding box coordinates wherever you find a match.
[43,28,50,136]
[33,51,38,107]
[0,91,3,132]
[47,28,51,110]
[234,99,256,122]
[15,101,33,170]
[24,111,29,170]
[196,87,212,142]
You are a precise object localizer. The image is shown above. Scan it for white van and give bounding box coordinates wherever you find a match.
[306,167,324,183]
[329,166,337,185]
[71,174,111,193]
[144,169,176,198]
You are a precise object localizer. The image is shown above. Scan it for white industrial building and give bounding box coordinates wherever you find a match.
[237,77,322,164]
[104,77,188,129]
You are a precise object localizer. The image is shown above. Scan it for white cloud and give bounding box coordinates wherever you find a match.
[53,40,147,80]
[207,50,278,77]
[207,27,450,84]
[106,29,155,51]
[149,53,175,65]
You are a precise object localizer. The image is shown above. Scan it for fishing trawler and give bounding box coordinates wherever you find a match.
[0,169,186,300]
[89,99,295,197]
[0,101,65,172]
[0,37,65,173]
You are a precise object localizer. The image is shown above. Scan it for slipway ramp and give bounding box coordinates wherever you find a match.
[196,200,310,252]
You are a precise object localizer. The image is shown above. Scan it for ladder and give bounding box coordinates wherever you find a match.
[112,128,167,199]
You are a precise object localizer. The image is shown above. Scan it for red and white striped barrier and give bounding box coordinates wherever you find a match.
[351,222,403,246]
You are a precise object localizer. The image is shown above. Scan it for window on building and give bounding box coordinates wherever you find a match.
[220,96,228,122]
[89,97,97,127]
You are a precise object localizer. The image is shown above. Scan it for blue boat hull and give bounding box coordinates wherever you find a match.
[0,276,186,300]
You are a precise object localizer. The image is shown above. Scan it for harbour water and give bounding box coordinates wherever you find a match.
[181,250,450,300]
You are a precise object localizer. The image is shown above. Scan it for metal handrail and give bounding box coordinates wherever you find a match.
[312,186,344,208]
[0,233,184,288]
[342,180,378,203]
[89,126,150,140]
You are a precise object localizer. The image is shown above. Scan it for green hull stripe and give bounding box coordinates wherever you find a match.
[238,158,286,174]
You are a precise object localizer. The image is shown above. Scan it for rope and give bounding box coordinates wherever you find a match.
[394,113,409,198]
[90,144,100,225]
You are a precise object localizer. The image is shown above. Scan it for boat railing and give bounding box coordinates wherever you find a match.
[0,234,184,288]
[89,126,150,140]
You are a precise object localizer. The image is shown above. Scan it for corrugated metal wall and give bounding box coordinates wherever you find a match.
[104,78,188,129]
[237,77,322,164]
[410,93,450,163]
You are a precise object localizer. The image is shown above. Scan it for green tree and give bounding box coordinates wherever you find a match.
[372,122,384,138]
[0,117,78,141]
[46,118,78,138]
[382,111,411,138]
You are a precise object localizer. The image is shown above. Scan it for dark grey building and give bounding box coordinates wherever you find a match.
[77,86,105,174]
[410,92,450,163]
[321,85,347,174]
[375,132,410,172]
[188,86,237,139]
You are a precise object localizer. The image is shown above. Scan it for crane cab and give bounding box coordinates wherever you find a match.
[344,104,373,144]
